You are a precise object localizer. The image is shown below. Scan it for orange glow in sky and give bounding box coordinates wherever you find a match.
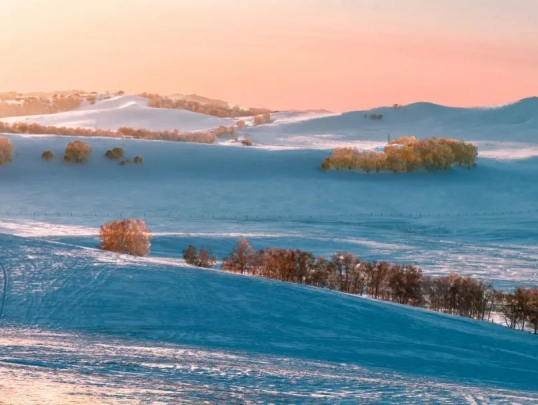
[2,0,538,111]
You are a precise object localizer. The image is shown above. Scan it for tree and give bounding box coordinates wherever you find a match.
[64,140,92,163]
[42,150,54,161]
[197,249,217,268]
[105,147,124,160]
[330,252,360,292]
[99,219,150,256]
[528,288,538,334]
[183,245,216,268]
[222,239,256,274]
[183,245,197,265]
[133,156,143,164]
[364,261,390,299]
[0,137,14,165]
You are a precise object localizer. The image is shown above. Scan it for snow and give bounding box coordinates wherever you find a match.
[1,96,538,401]
[0,95,233,132]
[1,235,537,403]
[245,97,538,151]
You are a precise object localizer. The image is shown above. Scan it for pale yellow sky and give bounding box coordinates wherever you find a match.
[2,0,538,111]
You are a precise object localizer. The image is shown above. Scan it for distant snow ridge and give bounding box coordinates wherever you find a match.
[245,96,538,152]
[0,95,234,132]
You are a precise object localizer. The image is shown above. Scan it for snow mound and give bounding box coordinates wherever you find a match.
[0,95,233,132]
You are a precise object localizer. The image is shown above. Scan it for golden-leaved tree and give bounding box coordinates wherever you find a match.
[99,219,150,256]
[64,140,92,163]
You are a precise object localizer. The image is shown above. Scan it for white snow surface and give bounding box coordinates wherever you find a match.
[0,95,233,132]
[2,96,538,402]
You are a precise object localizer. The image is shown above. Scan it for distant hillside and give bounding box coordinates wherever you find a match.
[274,108,333,114]
[168,93,230,108]
[0,95,234,133]
[140,92,271,118]
[0,90,87,99]
[259,97,538,142]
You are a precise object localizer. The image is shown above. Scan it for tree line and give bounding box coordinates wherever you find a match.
[0,96,82,118]
[96,220,538,335]
[322,136,478,173]
[139,93,270,119]
[0,122,237,144]
[0,137,142,166]
[184,239,538,334]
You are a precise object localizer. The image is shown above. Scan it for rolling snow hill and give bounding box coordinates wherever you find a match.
[1,133,538,290]
[247,97,538,152]
[2,96,538,402]
[1,234,537,403]
[0,95,234,132]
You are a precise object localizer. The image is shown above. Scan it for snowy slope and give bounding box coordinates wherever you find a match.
[1,234,537,403]
[244,97,538,153]
[2,97,538,402]
[0,95,233,132]
[1,134,538,289]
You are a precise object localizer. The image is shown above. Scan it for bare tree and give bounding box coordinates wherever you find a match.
[222,239,256,274]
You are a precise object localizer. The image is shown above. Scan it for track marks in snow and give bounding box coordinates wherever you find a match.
[1,328,537,405]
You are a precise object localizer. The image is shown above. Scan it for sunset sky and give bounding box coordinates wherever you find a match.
[2,0,538,111]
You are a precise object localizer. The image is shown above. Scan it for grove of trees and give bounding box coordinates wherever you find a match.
[0,95,82,118]
[139,93,270,118]
[99,219,150,256]
[180,239,537,334]
[322,136,478,173]
[0,121,232,145]
[183,245,216,268]
[0,137,14,165]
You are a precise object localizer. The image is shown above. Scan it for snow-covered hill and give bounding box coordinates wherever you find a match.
[2,96,538,402]
[246,97,538,153]
[1,234,537,403]
[1,133,538,290]
[0,95,234,132]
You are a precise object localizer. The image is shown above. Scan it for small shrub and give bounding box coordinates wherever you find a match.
[253,113,271,126]
[105,147,124,160]
[99,218,150,256]
[236,120,246,128]
[119,159,131,166]
[42,150,54,161]
[0,137,14,165]
[183,245,216,268]
[241,137,253,146]
[64,140,92,163]
[133,156,143,164]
